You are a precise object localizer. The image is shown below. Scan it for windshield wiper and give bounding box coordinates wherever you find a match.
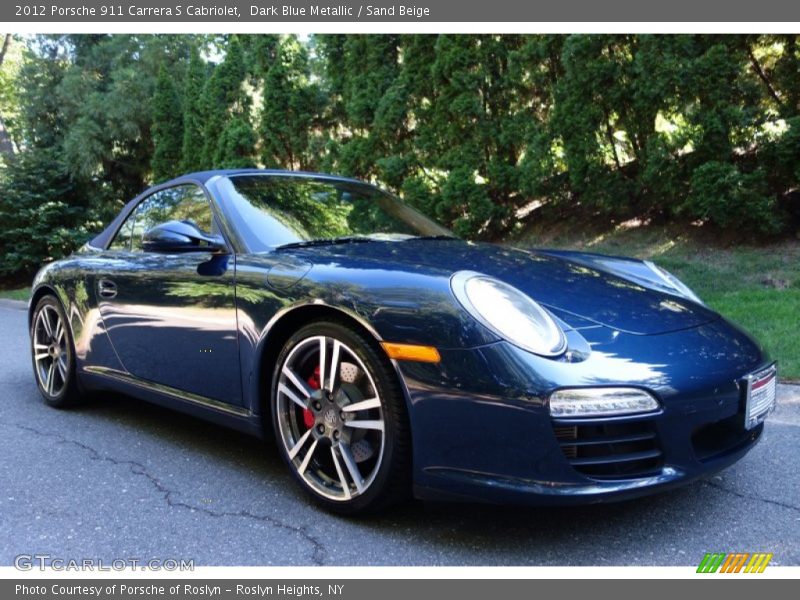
[275,236,374,250]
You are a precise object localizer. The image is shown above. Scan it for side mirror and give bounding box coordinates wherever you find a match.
[142,220,226,253]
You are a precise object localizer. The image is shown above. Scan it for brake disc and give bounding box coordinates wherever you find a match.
[340,361,360,384]
[337,365,375,463]
[350,439,375,463]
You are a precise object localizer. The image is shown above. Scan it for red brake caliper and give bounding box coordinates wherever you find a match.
[303,366,321,428]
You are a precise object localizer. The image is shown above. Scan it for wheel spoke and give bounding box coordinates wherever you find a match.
[326,340,341,391]
[297,439,319,475]
[40,311,53,338]
[278,383,308,410]
[318,337,327,394]
[288,428,313,460]
[342,397,381,413]
[54,319,64,345]
[34,343,49,351]
[57,356,67,382]
[338,443,365,493]
[46,363,55,395]
[47,308,59,340]
[34,352,50,361]
[330,447,351,500]
[345,419,384,432]
[282,365,313,399]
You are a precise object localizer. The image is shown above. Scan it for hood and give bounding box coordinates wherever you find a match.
[284,239,719,336]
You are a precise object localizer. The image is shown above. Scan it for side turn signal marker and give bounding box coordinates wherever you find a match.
[381,342,441,363]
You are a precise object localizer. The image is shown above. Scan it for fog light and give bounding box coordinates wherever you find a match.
[549,388,659,418]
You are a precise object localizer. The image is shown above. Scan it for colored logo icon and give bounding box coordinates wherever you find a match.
[697,553,773,573]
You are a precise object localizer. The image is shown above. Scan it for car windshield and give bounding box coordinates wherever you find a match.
[217,174,454,252]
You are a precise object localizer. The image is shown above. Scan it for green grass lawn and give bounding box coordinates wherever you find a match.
[0,287,29,302]
[517,223,800,380]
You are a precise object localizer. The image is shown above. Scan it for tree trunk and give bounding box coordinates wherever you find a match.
[0,34,11,66]
[0,35,17,162]
[746,43,785,114]
[0,116,15,161]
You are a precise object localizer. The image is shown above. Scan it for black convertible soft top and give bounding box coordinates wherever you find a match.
[88,169,361,250]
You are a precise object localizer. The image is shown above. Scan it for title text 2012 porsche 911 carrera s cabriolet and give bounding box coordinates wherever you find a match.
[29,170,777,514]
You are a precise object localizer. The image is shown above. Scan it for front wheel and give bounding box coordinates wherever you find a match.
[271,320,411,515]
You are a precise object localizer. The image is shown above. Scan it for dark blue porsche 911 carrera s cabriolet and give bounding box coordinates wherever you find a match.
[29,169,777,514]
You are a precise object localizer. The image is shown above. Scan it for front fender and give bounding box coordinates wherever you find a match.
[298,264,499,350]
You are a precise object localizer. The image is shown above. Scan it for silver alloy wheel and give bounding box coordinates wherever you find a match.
[33,305,69,398]
[276,335,386,501]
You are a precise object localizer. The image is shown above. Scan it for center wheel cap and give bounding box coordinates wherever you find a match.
[323,407,338,426]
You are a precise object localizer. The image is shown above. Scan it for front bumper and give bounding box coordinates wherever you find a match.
[398,318,770,505]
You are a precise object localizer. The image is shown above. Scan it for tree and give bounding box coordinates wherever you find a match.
[200,36,252,168]
[181,46,208,172]
[259,35,322,170]
[3,33,800,282]
[0,148,97,277]
[151,63,184,182]
[0,34,18,163]
[214,117,256,168]
[317,35,401,179]
[395,35,527,236]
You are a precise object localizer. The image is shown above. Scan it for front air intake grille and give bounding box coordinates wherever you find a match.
[554,420,663,479]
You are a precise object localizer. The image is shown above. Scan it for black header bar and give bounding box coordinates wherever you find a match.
[5,0,800,22]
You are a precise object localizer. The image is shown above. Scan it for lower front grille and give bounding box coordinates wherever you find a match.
[554,420,663,480]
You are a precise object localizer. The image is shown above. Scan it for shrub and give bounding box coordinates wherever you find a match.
[684,162,782,234]
[0,150,99,277]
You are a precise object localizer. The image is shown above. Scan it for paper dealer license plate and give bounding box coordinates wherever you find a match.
[745,364,777,430]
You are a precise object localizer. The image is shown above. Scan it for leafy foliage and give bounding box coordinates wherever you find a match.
[258,36,322,170]
[1,33,800,280]
[151,64,184,182]
[199,36,249,168]
[180,46,208,173]
[685,162,781,233]
[0,149,99,276]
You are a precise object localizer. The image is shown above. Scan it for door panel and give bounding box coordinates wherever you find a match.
[97,184,243,406]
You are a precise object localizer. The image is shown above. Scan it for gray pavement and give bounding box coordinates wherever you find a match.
[0,303,798,566]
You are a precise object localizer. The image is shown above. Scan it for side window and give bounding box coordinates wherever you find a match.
[108,211,136,251]
[173,186,216,234]
[130,185,215,252]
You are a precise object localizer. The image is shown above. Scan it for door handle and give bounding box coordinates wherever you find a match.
[97,279,118,299]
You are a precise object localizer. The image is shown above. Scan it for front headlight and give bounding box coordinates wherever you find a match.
[549,388,660,418]
[451,271,566,357]
[644,261,703,305]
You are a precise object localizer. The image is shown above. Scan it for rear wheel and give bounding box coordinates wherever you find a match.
[30,295,81,408]
[271,320,410,515]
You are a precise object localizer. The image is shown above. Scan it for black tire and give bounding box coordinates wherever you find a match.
[30,295,82,408]
[271,319,411,515]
